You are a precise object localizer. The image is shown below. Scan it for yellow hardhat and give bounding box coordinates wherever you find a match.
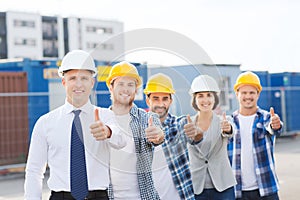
[144,73,175,95]
[234,71,262,92]
[106,61,142,88]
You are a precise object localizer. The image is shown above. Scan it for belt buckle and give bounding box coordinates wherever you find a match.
[84,197,88,200]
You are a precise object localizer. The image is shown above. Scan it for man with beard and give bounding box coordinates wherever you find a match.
[144,73,199,200]
[228,71,283,200]
[106,61,164,200]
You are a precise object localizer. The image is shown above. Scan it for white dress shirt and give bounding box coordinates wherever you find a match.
[24,100,126,200]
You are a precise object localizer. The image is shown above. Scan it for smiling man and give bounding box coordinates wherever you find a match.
[144,73,196,200]
[107,61,164,200]
[228,71,283,200]
[24,50,126,200]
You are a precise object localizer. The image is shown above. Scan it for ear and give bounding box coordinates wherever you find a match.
[108,84,113,92]
[62,78,66,86]
[235,91,239,98]
[91,78,95,88]
[146,96,150,107]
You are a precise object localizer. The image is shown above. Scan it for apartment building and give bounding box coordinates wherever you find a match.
[0,11,124,60]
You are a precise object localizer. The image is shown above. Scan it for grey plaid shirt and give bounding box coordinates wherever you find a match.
[109,104,161,200]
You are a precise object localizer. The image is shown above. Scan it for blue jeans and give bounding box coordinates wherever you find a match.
[236,189,279,200]
[195,187,235,200]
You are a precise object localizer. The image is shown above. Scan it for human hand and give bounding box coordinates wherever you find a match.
[184,115,203,141]
[90,108,111,140]
[145,116,164,144]
[270,107,281,130]
[221,112,232,134]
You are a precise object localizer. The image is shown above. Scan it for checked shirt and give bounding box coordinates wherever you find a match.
[162,113,195,200]
[227,107,282,198]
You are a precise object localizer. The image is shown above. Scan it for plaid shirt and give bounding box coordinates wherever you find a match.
[109,104,160,200]
[162,113,195,200]
[227,107,282,198]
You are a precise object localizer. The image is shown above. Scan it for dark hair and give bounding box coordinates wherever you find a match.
[191,92,219,111]
[147,93,172,99]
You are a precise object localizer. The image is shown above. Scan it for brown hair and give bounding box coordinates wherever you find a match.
[191,92,219,111]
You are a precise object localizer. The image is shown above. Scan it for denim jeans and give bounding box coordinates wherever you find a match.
[195,187,235,200]
[236,189,279,200]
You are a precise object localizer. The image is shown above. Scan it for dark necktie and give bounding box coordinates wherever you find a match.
[70,110,88,199]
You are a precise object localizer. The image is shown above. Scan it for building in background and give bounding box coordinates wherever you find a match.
[0,11,124,60]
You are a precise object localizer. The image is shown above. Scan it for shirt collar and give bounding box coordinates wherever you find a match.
[64,99,93,114]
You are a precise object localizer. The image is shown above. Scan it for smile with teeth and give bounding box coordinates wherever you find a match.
[201,103,210,107]
[120,93,130,97]
[74,90,84,93]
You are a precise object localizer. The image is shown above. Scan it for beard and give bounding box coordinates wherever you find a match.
[112,94,135,107]
[152,106,169,119]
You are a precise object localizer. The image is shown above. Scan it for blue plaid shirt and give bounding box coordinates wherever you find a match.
[161,113,195,200]
[227,107,282,198]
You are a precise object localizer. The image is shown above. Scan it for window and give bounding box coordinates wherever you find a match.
[87,42,114,50]
[14,38,36,46]
[14,20,35,28]
[86,26,113,34]
[43,40,58,57]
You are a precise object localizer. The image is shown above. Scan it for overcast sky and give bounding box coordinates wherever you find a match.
[1,0,300,72]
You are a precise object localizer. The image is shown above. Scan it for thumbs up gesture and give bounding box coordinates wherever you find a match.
[270,107,281,130]
[145,115,164,144]
[90,108,112,140]
[184,115,203,141]
[221,112,232,134]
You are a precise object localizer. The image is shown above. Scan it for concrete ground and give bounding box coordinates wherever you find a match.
[0,135,299,200]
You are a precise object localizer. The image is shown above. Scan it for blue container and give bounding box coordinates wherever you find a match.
[0,58,53,139]
[271,72,300,133]
[94,61,148,109]
[254,71,272,111]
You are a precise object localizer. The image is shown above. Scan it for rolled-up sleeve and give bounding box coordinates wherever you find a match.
[99,108,126,149]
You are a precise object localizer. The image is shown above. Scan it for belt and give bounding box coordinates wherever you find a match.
[51,190,108,199]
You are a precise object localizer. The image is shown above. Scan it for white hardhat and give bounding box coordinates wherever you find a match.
[190,75,220,94]
[58,50,97,77]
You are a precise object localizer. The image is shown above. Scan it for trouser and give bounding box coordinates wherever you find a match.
[236,189,279,200]
[49,190,109,200]
[195,187,235,200]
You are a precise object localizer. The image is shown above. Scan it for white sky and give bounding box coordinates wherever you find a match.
[1,0,300,72]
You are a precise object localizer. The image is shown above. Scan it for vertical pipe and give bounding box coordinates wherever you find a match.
[280,87,287,134]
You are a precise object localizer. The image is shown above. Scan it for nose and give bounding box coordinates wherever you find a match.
[75,79,83,87]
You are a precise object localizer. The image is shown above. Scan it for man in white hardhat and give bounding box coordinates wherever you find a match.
[24,49,126,200]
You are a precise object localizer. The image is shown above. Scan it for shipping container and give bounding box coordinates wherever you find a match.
[0,58,53,140]
[270,72,300,135]
[254,71,272,111]
[0,72,29,165]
